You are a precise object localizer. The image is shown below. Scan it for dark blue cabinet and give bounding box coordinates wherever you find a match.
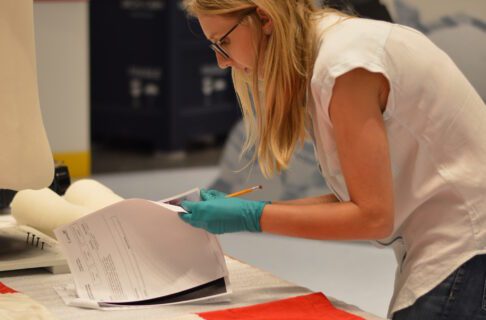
[90,0,240,151]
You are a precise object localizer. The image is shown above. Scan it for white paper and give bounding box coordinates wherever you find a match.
[159,188,201,207]
[54,193,230,307]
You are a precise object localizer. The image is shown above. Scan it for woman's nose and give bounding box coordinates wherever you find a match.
[215,52,231,69]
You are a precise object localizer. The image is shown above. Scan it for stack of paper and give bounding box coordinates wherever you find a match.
[54,189,230,309]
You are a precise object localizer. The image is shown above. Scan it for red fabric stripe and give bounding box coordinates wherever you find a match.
[0,282,17,294]
[198,292,364,320]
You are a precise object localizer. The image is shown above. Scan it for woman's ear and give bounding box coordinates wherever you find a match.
[256,7,273,35]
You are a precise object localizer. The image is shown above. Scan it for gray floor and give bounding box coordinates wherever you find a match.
[92,165,397,318]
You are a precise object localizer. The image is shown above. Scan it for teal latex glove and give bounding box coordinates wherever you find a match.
[180,197,267,234]
[200,188,227,201]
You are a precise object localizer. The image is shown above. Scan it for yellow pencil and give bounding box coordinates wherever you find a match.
[226,185,262,198]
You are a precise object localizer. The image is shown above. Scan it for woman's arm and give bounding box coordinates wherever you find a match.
[272,194,339,205]
[261,68,394,240]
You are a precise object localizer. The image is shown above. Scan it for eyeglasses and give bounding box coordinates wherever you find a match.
[209,12,252,60]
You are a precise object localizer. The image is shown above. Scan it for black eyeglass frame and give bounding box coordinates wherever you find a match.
[209,11,254,60]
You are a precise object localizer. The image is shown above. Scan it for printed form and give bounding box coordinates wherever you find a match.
[55,189,230,307]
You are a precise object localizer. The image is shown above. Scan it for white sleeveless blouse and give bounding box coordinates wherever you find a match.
[308,14,486,316]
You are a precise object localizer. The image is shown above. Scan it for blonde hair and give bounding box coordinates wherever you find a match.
[184,0,337,177]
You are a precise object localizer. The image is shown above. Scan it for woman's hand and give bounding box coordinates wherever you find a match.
[179,197,268,234]
[200,188,227,201]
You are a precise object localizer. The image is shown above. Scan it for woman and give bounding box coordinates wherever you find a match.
[180,1,486,319]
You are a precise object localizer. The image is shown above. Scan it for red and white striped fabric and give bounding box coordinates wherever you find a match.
[1,280,367,320]
[0,282,56,320]
[169,293,364,320]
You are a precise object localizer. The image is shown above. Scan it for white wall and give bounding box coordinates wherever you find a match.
[381,0,486,100]
[33,1,90,176]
